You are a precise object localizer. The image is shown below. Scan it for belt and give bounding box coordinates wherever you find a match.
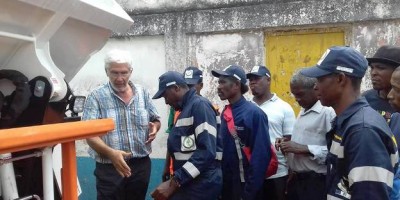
[292,171,325,180]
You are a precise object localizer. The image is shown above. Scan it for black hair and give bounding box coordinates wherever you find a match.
[241,83,249,94]
[332,73,362,91]
[176,83,189,89]
[348,76,362,91]
[226,76,248,94]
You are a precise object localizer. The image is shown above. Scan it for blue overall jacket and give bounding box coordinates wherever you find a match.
[169,89,222,199]
[326,97,398,199]
[220,97,271,200]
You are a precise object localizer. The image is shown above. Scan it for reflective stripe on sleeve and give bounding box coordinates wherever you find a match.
[348,166,394,188]
[391,152,399,167]
[182,161,200,178]
[174,152,193,160]
[329,141,344,158]
[327,194,350,200]
[174,151,222,161]
[327,194,341,200]
[195,122,217,137]
[215,152,222,160]
[175,117,193,127]
[216,116,221,124]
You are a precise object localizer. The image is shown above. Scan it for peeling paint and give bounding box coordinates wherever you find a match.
[373,3,390,18]
[123,0,400,104]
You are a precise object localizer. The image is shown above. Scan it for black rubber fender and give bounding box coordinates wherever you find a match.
[0,70,31,127]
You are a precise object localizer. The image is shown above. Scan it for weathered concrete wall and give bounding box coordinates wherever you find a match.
[124,0,400,36]
[187,31,264,107]
[351,20,400,91]
[119,0,400,95]
[74,1,400,199]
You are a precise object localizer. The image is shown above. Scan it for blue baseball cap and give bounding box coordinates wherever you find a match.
[211,65,247,84]
[301,46,368,78]
[153,71,186,99]
[183,66,203,85]
[246,65,271,78]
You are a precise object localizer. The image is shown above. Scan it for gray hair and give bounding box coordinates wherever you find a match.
[104,49,132,70]
[395,67,400,73]
[290,68,317,90]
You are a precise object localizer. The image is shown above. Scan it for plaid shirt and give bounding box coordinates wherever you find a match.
[82,82,160,163]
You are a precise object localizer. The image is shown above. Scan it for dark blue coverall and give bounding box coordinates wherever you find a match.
[220,97,272,200]
[168,89,222,200]
[326,97,398,199]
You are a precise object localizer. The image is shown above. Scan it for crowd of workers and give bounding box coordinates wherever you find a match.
[82,45,400,200]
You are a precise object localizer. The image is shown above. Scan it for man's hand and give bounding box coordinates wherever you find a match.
[151,179,179,200]
[109,149,132,177]
[275,138,287,151]
[279,141,309,154]
[146,121,159,144]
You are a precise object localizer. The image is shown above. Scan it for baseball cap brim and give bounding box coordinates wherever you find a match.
[211,70,230,77]
[300,66,333,78]
[366,57,400,67]
[246,72,265,79]
[152,88,166,99]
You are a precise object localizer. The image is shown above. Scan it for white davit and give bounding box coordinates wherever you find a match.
[0,0,133,101]
[0,1,133,200]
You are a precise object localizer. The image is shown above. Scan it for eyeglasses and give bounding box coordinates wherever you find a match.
[108,71,131,78]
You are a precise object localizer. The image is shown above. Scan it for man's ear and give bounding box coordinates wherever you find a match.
[173,85,180,92]
[337,72,347,87]
[233,80,241,90]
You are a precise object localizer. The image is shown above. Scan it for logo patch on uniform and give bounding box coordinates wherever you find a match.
[251,66,260,73]
[184,70,193,79]
[181,135,197,152]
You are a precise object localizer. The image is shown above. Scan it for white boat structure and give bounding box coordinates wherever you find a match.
[0,0,133,199]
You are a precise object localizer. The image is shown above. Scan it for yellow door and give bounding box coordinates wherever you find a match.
[265,29,345,114]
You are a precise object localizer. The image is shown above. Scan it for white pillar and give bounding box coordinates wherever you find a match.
[42,147,54,200]
[0,153,19,200]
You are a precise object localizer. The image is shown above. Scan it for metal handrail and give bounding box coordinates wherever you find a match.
[0,119,114,200]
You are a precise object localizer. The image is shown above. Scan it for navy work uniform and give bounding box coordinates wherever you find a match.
[168,88,222,200]
[220,97,271,200]
[326,97,398,199]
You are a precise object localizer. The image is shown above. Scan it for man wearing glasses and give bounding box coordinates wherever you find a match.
[82,49,161,200]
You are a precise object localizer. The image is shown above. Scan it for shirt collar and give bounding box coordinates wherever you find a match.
[253,93,278,106]
[231,96,247,109]
[335,97,369,128]
[270,93,278,101]
[300,100,323,115]
[180,88,196,109]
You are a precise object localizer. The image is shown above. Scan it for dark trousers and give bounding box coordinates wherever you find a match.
[286,171,326,200]
[94,156,151,200]
[171,167,222,200]
[262,175,288,200]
